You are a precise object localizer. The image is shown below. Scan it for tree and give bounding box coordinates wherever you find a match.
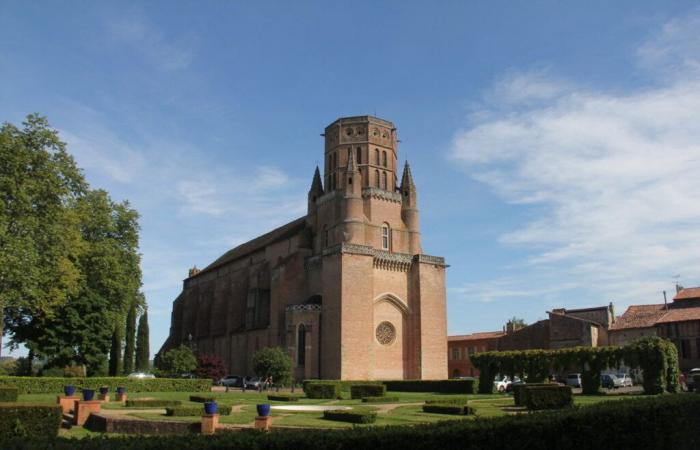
[196,354,226,381]
[108,323,123,376]
[123,300,137,374]
[0,115,86,357]
[509,317,527,328]
[158,345,197,375]
[135,310,150,371]
[252,347,292,385]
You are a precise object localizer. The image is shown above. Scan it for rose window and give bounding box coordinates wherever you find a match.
[375,321,396,345]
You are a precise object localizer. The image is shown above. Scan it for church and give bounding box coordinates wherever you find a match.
[159,116,448,380]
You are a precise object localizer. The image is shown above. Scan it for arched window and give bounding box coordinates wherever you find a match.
[356,147,361,164]
[381,171,387,190]
[297,324,306,366]
[375,149,380,165]
[381,223,391,250]
[374,170,380,188]
[382,151,387,167]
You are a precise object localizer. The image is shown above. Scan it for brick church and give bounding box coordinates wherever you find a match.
[159,116,448,380]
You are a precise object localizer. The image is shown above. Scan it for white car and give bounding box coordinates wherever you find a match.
[566,373,582,388]
[493,376,519,392]
[616,373,633,387]
[127,372,156,379]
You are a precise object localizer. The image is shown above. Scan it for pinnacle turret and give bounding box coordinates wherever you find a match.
[400,161,415,192]
[347,150,358,173]
[309,166,324,195]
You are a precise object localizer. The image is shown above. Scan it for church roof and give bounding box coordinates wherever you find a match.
[196,216,307,276]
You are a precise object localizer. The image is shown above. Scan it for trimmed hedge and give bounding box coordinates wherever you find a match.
[0,404,62,438]
[362,396,399,403]
[0,387,19,402]
[0,376,211,394]
[424,396,470,406]
[302,380,382,392]
[350,384,386,399]
[188,395,216,403]
[165,405,232,416]
[268,394,300,402]
[323,408,377,424]
[512,383,551,407]
[524,385,573,410]
[693,375,700,392]
[304,382,341,399]
[422,403,471,415]
[125,399,182,408]
[383,379,478,394]
[1,395,699,449]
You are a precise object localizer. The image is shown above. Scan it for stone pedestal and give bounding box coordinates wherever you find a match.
[57,395,79,415]
[201,413,219,435]
[74,400,102,426]
[98,394,110,402]
[254,416,272,431]
[116,392,127,402]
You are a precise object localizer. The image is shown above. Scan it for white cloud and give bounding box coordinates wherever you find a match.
[450,12,700,308]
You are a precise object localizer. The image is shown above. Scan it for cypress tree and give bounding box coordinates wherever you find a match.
[135,311,150,371]
[108,323,122,376]
[123,301,137,374]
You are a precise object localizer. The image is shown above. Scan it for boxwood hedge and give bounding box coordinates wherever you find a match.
[0,404,62,439]
[512,383,551,407]
[304,382,341,399]
[422,403,471,415]
[523,385,573,410]
[0,377,211,394]
[323,408,377,424]
[188,395,216,403]
[0,387,19,402]
[361,396,399,403]
[124,399,182,408]
[350,384,386,399]
[267,394,300,402]
[165,405,232,416]
[382,379,478,394]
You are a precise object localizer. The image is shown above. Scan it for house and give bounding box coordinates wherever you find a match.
[447,331,504,378]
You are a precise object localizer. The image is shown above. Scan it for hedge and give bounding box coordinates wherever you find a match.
[512,383,551,407]
[125,399,182,408]
[0,387,19,402]
[188,395,216,403]
[694,375,700,392]
[422,403,471,415]
[267,394,299,402]
[362,396,399,403]
[424,396,469,406]
[350,384,386,399]
[0,377,211,394]
[1,395,699,449]
[304,382,341,399]
[165,405,232,416]
[524,385,573,410]
[382,379,478,394]
[302,380,382,392]
[0,404,62,439]
[323,408,377,424]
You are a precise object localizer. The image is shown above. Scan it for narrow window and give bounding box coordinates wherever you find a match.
[382,151,387,167]
[347,147,352,161]
[374,170,380,188]
[356,147,361,164]
[382,171,387,190]
[382,223,390,250]
[323,226,329,247]
[297,324,306,366]
[375,149,379,165]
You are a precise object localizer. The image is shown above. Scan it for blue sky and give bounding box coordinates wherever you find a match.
[2,1,700,357]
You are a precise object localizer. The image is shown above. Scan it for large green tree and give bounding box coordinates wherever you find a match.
[123,300,138,374]
[158,345,196,375]
[135,310,150,371]
[252,347,292,385]
[108,322,123,376]
[0,115,86,357]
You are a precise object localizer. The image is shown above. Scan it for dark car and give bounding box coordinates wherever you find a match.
[601,374,619,389]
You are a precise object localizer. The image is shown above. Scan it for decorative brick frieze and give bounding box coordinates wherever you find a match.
[362,187,402,203]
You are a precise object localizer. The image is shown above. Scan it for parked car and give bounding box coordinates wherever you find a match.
[506,378,524,393]
[244,376,263,388]
[616,373,633,387]
[686,368,700,391]
[494,376,510,392]
[127,372,156,379]
[601,374,623,389]
[566,373,582,388]
[217,375,242,387]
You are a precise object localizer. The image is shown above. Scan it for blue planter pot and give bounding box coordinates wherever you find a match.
[204,401,218,415]
[82,389,95,401]
[116,387,125,394]
[256,403,271,417]
[99,386,109,395]
[64,385,76,397]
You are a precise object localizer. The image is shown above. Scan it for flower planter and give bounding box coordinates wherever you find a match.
[64,385,76,397]
[116,387,126,394]
[99,386,109,395]
[256,403,271,417]
[82,389,95,401]
[204,401,218,415]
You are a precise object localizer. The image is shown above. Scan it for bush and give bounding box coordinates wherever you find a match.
[125,399,182,408]
[383,379,478,394]
[302,380,382,392]
[323,408,377,424]
[512,383,551,407]
[304,381,341,399]
[268,394,300,402]
[189,395,216,403]
[0,376,211,394]
[195,355,226,382]
[362,396,399,403]
[0,388,19,402]
[694,375,700,392]
[252,347,292,385]
[0,404,62,438]
[422,403,471,415]
[524,385,573,410]
[350,384,386,399]
[165,405,232,416]
[424,396,469,406]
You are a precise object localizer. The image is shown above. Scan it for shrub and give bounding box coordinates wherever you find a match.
[165,405,232,416]
[362,396,399,403]
[304,381,341,399]
[323,408,377,424]
[252,347,292,385]
[195,355,226,382]
[268,394,300,402]
[0,376,211,394]
[424,396,469,406]
[694,375,700,393]
[383,379,478,394]
[350,384,386,399]
[422,403,471,415]
[524,385,573,410]
[125,399,182,408]
[0,404,62,438]
[189,395,216,403]
[157,345,197,375]
[302,380,382,392]
[0,388,19,402]
[512,383,551,407]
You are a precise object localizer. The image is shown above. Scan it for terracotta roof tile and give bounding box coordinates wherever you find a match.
[609,304,667,330]
[448,331,505,342]
[673,287,700,301]
[656,306,700,324]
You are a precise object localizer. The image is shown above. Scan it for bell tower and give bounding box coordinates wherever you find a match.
[323,116,398,192]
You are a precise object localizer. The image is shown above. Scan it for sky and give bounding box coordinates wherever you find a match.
[2,1,700,357]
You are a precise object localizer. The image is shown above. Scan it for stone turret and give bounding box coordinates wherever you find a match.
[343,151,364,244]
[307,166,323,227]
[400,161,421,254]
